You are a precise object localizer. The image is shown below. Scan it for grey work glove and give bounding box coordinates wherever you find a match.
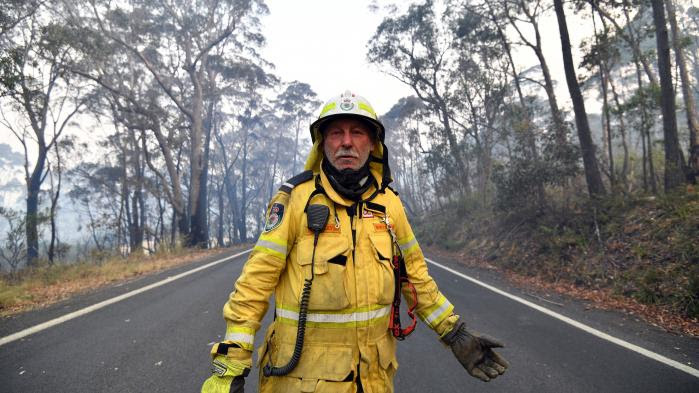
[441,322,509,382]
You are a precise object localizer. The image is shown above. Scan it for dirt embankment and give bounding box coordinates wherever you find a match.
[413,191,699,336]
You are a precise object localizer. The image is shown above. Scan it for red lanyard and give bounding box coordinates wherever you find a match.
[383,215,417,340]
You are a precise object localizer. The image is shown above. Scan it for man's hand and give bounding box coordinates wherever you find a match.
[441,322,509,382]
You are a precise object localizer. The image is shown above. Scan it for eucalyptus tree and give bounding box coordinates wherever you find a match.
[588,0,659,88]
[0,0,44,38]
[68,159,126,253]
[499,0,569,145]
[208,67,275,243]
[88,0,269,247]
[64,15,195,244]
[46,137,74,263]
[274,81,320,175]
[368,1,471,193]
[554,0,606,197]
[0,207,26,273]
[0,6,85,265]
[448,4,513,204]
[618,1,659,192]
[479,0,539,160]
[650,0,686,191]
[381,96,433,213]
[581,5,632,189]
[666,0,699,182]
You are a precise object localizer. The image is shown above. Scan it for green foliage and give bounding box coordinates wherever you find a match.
[0,51,21,94]
[0,207,27,273]
[492,135,580,212]
[682,266,699,318]
[634,267,662,304]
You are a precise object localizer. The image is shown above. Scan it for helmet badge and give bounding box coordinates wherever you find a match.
[340,97,354,111]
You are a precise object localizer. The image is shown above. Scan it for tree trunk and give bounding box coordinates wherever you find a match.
[488,1,545,208]
[217,181,225,247]
[190,98,214,248]
[236,119,250,242]
[641,120,648,192]
[554,0,606,196]
[593,0,660,88]
[47,139,63,264]
[292,116,301,175]
[437,97,470,192]
[651,0,686,191]
[600,59,615,188]
[508,0,568,144]
[666,0,699,182]
[25,145,46,266]
[186,61,205,247]
[607,74,630,188]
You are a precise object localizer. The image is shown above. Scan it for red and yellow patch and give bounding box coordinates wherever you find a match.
[307,224,341,234]
[373,222,394,232]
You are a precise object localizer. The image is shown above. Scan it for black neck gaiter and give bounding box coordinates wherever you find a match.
[322,158,374,201]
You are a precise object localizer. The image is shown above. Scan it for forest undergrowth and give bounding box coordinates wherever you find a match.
[414,187,699,336]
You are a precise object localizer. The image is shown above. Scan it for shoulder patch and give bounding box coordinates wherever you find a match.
[264,203,285,232]
[279,170,313,194]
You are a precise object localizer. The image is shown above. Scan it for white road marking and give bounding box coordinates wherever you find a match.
[425,258,699,379]
[0,249,252,347]
[3,248,695,379]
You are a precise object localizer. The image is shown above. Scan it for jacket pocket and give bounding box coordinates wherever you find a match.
[373,333,398,393]
[272,342,355,382]
[297,236,350,310]
[369,232,395,305]
[376,332,398,371]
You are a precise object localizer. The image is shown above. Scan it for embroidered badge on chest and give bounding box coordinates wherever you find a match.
[264,203,285,232]
[362,209,374,218]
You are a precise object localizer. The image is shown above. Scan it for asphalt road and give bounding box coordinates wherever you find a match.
[1,248,698,392]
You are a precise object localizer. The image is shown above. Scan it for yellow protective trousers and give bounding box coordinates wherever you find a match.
[219,163,458,393]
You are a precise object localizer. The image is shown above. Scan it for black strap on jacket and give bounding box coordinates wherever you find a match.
[279,170,314,194]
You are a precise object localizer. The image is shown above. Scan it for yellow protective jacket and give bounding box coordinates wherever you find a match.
[217,142,459,393]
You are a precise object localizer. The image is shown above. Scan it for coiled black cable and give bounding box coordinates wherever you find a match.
[263,204,327,377]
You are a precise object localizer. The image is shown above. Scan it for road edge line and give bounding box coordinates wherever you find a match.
[425,257,699,379]
[0,248,252,347]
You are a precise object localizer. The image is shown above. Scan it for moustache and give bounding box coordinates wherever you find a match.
[334,149,359,159]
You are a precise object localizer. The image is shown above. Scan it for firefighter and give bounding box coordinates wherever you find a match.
[201,91,508,393]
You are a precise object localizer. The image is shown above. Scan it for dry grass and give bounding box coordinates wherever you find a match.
[0,246,243,317]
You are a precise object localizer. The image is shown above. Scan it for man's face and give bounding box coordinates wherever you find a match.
[322,118,375,171]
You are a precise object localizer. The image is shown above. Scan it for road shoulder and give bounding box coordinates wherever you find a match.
[424,248,699,371]
[0,246,247,336]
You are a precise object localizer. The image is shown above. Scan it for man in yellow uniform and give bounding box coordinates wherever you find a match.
[201,91,508,393]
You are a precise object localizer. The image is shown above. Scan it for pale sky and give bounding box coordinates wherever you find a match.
[261,0,414,116]
[261,0,598,117]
